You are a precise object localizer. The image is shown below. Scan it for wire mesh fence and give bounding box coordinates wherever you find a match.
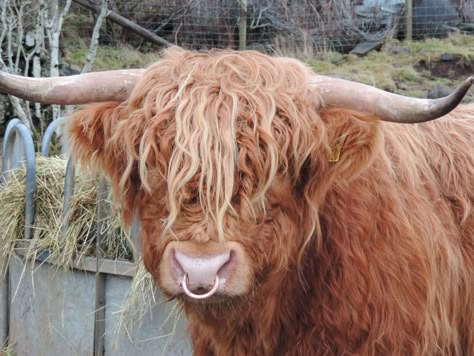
[82,0,474,53]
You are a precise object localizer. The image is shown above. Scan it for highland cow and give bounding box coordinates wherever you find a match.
[1,48,473,355]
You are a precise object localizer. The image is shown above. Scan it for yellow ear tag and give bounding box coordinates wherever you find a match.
[328,140,343,163]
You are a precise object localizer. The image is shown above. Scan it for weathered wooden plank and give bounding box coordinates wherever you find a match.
[0,274,8,346]
[9,258,96,355]
[103,275,192,355]
[14,241,136,277]
[73,257,136,278]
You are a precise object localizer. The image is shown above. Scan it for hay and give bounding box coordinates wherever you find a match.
[113,261,157,342]
[0,339,15,356]
[0,171,25,275]
[0,155,168,340]
[0,156,132,271]
[112,261,183,352]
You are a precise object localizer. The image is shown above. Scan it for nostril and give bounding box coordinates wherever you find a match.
[161,241,249,298]
[216,250,235,278]
[170,248,185,277]
[182,272,220,299]
[173,248,232,295]
[174,249,231,277]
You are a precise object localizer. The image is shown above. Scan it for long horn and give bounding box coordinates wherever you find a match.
[311,75,474,123]
[0,69,145,105]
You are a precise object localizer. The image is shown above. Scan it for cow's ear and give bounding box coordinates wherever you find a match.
[322,108,381,182]
[299,108,381,205]
[66,102,140,224]
[67,102,121,168]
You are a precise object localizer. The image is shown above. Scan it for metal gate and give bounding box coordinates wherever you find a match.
[0,118,191,355]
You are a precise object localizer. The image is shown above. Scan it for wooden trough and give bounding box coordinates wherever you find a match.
[0,118,192,355]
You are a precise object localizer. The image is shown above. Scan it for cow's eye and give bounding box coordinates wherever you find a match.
[184,195,198,205]
[231,193,241,206]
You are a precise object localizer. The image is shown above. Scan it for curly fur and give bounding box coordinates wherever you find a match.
[67,47,474,355]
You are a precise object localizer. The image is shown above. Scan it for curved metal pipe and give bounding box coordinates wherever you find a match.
[41,116,69,157]
[1,119,37,240]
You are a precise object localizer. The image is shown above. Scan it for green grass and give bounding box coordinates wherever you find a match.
[65,45,160,71]
[305,34,474,101]
[62,9,161,71]
[407,35,474,62]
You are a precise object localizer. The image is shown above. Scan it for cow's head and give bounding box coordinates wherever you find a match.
[1,48,472,306]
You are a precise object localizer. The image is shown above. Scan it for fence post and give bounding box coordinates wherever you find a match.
[239,0,247,50]
[93,178,109,356]
[405,0,413,41]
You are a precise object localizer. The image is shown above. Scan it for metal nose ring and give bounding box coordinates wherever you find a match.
[182,273,220,299]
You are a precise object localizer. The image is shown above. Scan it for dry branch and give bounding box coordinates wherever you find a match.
[82,0,108,73]
[72,0,172,47]
[0,42,34,131]
[44,0,73,122]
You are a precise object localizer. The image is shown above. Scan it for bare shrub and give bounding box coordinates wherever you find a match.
[109,0,402,52]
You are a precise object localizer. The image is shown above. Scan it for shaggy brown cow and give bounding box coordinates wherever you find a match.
[1,48,473,355]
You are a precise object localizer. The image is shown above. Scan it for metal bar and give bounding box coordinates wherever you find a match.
[1,119,37,240]
[130,215,141,263]
[1,119,36,348]
[40,117,68,157]
[93,178,109,356]
[1,118,22,182]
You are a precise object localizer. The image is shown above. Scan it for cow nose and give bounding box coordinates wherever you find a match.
[174,249,232,298]
[160,241,250,299]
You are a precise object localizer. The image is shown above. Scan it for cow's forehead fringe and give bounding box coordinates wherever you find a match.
[125,48,326,240]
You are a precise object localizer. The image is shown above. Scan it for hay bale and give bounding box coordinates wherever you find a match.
[0,155,177,341]
[0,156,132,271]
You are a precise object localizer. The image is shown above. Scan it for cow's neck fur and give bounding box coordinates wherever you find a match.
[182,110,474,356]
[184,256,317,355]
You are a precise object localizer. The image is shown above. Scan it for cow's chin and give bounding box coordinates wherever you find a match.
[158,240,252,303]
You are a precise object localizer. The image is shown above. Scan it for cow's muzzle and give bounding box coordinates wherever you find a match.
[160,240,251,300]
